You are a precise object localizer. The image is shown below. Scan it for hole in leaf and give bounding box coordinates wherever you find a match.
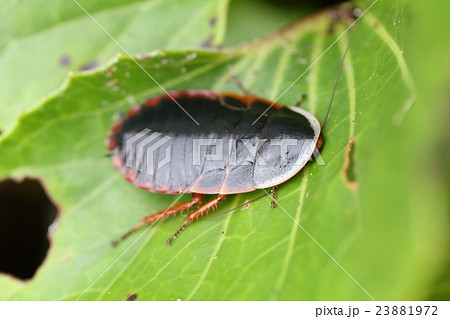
[0,178,58,280]
[342,138,357,189]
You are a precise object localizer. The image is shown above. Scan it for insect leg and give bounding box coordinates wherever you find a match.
[166,194,227,245]
[270,186,279,209]
[294,94,307,107]
[111,193,204,246]
[229,74,251,98]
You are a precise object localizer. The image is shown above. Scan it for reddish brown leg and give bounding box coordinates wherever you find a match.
[112,193,204,246]
[166,194,227,246]
[270,186,278,209]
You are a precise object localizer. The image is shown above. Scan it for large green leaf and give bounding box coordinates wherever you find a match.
[0,0,448,301]
[0,0,227,133]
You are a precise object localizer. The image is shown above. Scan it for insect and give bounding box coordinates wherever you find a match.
[107,15,355,247]
[107,89,324,246]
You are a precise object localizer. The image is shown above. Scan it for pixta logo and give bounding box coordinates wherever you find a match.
[125,129,325,176]
[125,129,172,176]
[192,138,325,166]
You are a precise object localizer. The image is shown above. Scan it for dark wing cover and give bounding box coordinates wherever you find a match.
[108,92,320,194]
[253,105,319,189]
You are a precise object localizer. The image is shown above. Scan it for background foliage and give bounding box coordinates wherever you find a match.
[0,0,448,300]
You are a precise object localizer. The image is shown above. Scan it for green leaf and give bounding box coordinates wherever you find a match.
[0,0,227,133]
[0,0,448,301]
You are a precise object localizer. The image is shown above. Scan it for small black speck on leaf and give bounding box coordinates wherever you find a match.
[79,59,99,71]
[200,35,214,48]
[59,55,71,67]
[126,293,138,301]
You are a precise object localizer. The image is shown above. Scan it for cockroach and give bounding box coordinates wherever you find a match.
[107,20,354,247]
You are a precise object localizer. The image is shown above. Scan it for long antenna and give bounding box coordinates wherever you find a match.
[199,193,270,221]
[321,26,356,131]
